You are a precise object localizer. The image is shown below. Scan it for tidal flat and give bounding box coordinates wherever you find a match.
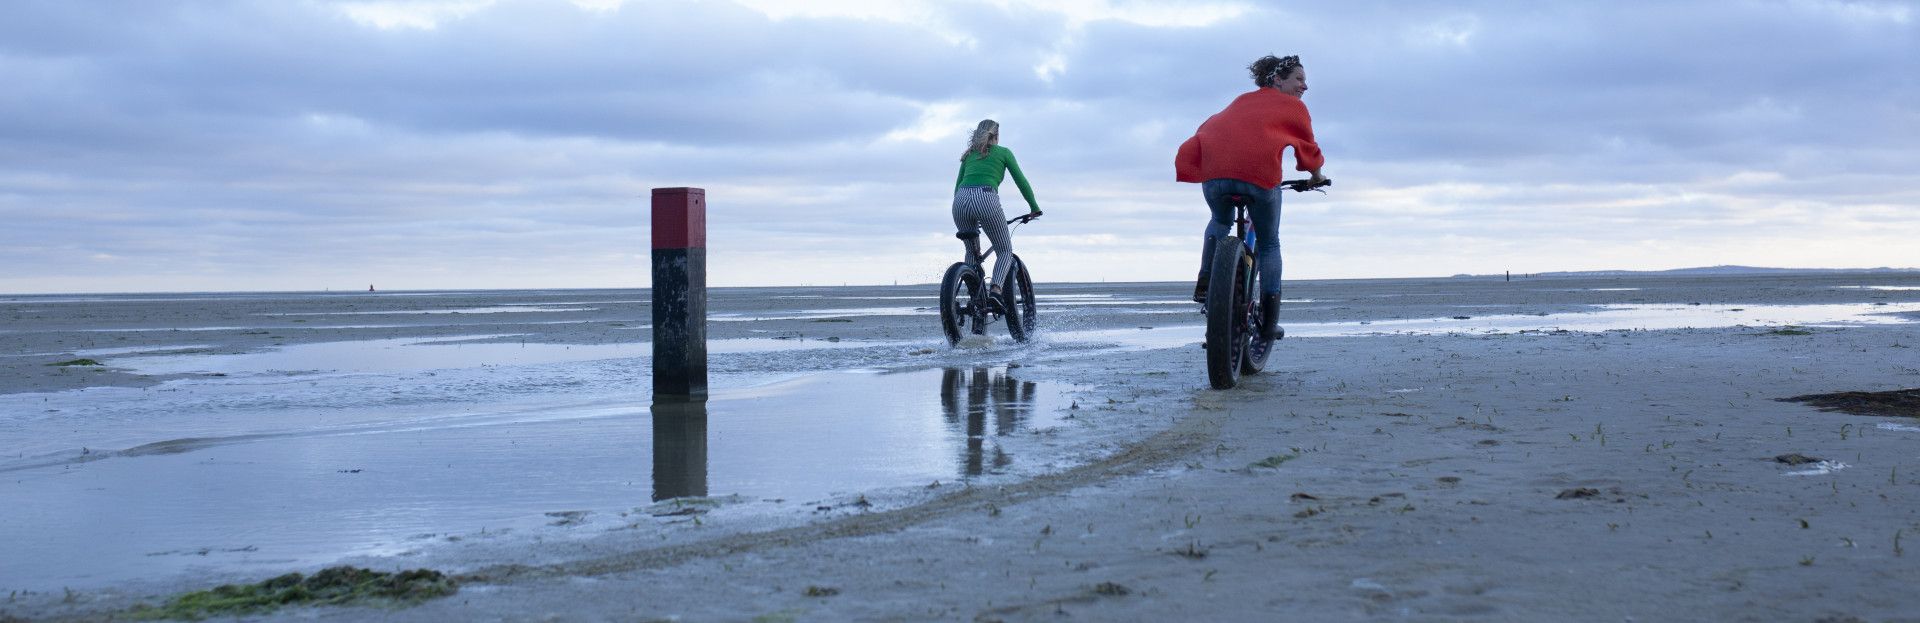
[4,272,1919,621]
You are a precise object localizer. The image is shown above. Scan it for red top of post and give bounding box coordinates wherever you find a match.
[652,187,706,249]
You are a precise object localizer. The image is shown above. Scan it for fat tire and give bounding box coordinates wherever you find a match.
[1204,237,1248,389]
[939,262,982,346]
[1241,293,1274,374]
[1004,255,1037,342]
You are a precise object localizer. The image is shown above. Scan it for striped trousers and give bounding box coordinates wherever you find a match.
[951,186,1013,287]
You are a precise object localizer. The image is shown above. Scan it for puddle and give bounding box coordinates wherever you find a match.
[0,366,1074,592]
[1324,303,1919,335]
[1784,461,1850,476]
[71,344,217,357]
[1048,325,1204,350]
[0,344,220,359]
[1045,302,1920,351]
[1877,422,1920,433]
[104,335,915,376]
[1034,295,1313,306]
[31,319,618,334]
[1038,300,1193,307]
[772,295,927,300]
[258,306,599,316]
[711,306,930,321]
[0,292,491,305]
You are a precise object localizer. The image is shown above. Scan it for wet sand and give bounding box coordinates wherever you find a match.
[6,273,1920,621]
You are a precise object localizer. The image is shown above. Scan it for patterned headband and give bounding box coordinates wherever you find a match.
[1269,55,1301,81]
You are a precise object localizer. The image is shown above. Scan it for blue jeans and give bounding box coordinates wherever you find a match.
[1198,178,1282,295]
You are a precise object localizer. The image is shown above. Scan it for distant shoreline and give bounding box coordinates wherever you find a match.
[1452,265,1920,279]
[3,267,1917,297]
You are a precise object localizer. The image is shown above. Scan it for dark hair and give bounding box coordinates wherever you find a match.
[1249,55,1302,88]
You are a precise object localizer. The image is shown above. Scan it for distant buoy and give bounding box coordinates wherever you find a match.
[369,285,375,292]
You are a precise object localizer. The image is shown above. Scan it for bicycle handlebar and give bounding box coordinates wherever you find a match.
[1279,178,1333,193]
[1007,210,1042,225]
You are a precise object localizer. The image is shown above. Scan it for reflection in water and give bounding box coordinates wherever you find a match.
[0,362,1086,592]
[940,367,1038,477]
[650,402,708,501]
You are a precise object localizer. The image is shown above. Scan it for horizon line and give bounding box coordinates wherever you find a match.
[5,266,1917,297]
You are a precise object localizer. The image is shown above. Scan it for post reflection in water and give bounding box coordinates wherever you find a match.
[650,401,709,501]
[939,367,1040,477]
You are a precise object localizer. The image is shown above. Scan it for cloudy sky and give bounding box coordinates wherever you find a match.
[2,0,1914,293]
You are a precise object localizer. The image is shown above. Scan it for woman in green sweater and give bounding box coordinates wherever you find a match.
[952,119,1042,296]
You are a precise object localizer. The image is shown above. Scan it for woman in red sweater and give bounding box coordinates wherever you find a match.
[1174,54,1326,341]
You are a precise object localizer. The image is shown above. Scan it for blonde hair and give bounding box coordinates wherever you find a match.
[960,119,999,161]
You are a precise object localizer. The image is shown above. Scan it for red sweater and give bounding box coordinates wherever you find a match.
[1174,89,1324,189]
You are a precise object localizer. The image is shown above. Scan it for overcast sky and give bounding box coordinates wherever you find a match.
[2,0,1914,293]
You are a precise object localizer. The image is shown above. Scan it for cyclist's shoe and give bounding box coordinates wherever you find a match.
[983,285,1006,314]
[1191,273,1209,303]
[1259,293,1282,342]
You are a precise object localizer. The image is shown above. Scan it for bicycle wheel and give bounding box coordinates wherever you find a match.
[1003,255,1037,342]
[1240,288,1273,374]
[1204,237,1250,389]
[939,262,983,346]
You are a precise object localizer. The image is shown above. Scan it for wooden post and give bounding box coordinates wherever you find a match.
[650,401,708,501]
[652,187,707,401]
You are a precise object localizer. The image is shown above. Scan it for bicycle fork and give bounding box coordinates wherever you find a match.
[1236,215,1261,336]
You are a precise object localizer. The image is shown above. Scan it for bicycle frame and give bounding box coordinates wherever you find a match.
[965,212,1041,266]
[1226,178,1327,264]
[940,211,1042,346]
[1202,178,1328,388]
[1226,177,1328,271]
[1235,208,1256,259]
[1225,179,1329,306]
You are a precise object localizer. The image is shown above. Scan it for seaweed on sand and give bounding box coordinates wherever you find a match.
[1778,388,1920,418]
[1249,454,1297,469]
[127,566,456,620]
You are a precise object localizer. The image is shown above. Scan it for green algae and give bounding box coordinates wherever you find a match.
[1249,454,1298,469]
[1780,388,1920,418]
[127,566,456,620]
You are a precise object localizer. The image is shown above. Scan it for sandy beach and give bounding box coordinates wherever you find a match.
[5,272,1920,621]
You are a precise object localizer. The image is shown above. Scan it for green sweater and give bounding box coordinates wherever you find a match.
[954,145,1040,212]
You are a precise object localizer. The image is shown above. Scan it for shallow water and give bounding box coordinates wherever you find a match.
[258,306,602,315]
[4,275,1917,593]
[1044,301,1920,355]
[1310,302,1920,335]
[1048,301,1920,351]
[94,335,912,376]
[711,306,929,321]
[0,365,1072,591]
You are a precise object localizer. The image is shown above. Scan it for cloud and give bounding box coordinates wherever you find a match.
[0,0,1914,292]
